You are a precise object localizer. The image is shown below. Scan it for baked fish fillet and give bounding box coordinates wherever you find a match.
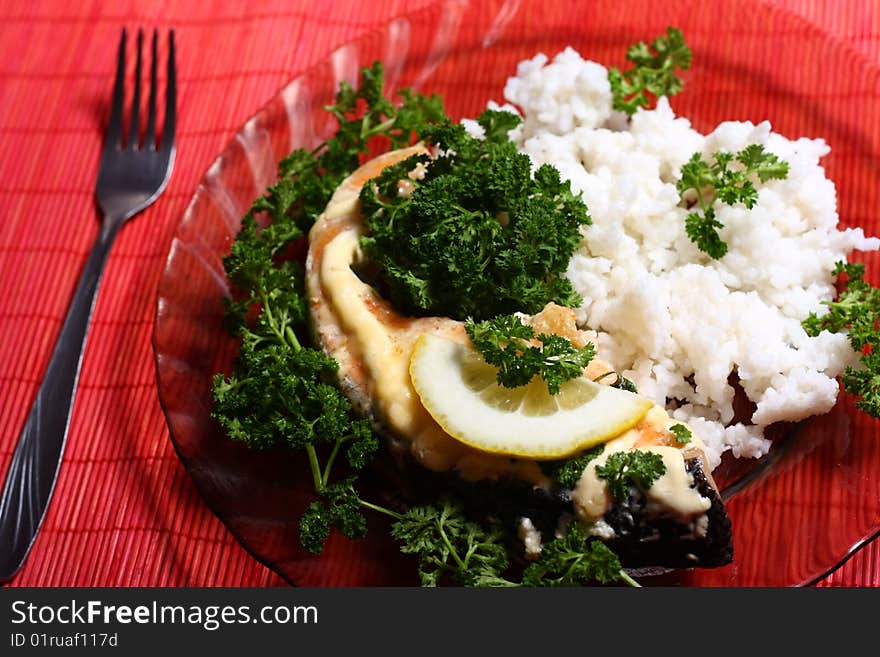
[305,146,733,570]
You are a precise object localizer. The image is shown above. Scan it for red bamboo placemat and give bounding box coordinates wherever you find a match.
[0,0,878,587]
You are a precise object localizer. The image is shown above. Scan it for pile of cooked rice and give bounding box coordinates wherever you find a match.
[467,47,879,469]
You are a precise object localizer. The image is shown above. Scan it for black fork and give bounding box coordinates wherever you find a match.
[0,28,177,582]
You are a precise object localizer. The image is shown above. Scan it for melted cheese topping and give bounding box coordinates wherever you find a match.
[572,407,711,522]
[321,231,423,432]
[318,221,469,472]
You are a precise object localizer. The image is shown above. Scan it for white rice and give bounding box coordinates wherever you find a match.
[467,47,880,469]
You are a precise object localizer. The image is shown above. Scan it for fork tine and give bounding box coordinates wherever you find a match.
[127,29,143,149]
[144,29,158,149]
[161,29,177,153]
[104,28,126,149]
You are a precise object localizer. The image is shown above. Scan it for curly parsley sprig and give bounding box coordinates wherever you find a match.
[803,261,880,418]
[521,523,637,587]
[390,500,638,587]
[608,27,692,115]
[390,500,511,587]
[212,62,445,556]
[669,424,692,444]
[464,314,596,394]
[596,451,667,501]
[359,110,591,321]
[677,144,789,258]
[542,444,605,490]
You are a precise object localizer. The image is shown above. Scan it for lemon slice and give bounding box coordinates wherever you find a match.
[409,333,653,459]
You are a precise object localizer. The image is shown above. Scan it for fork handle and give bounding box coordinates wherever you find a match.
[0,218,122,582]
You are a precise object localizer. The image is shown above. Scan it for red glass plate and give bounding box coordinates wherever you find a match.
[154,0,880,586]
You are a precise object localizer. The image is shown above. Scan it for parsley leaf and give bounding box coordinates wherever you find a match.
[465,314,596,394]
[669,423,692,444]
[677,145,789,258]
[298,478,372,555]
[595,451,667,500]
[685,208,728,259]
[521,523,630,586]
[736,143,791,182]
[803,261,880,418]
[611,374,638,393]
[359,110,591,321]
[608,27,692,115]
[390,500,637,587]
[391,500,511,587]
[542,444,605,490]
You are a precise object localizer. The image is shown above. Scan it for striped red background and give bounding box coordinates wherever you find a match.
[0,0,878,587]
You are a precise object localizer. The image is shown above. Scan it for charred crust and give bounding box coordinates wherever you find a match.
[370,448,734,571]
[602,455,733,569]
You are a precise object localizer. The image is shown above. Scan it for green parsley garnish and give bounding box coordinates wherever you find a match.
[608,27,692,115]
[521,523,637,587]
[212,62,444,556]
[390,500,510,587]
[595,370,639,393]
[669,423,692,444]
[803,261,880,418]
[359,109,591,321]
[464,314,596,394]
[542,444,605,490]
[390,500,637,587]
[595,451,667,500]
[611,375,638,393]
[677,144,789,258]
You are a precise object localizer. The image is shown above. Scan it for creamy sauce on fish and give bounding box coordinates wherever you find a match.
[572,407,712,522]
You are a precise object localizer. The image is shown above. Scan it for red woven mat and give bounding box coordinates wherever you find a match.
[0,0,878,587]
